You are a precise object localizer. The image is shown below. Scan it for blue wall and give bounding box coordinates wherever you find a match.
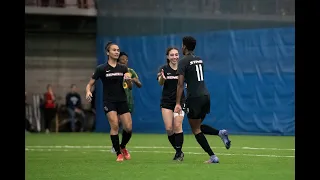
[95,27,295,135]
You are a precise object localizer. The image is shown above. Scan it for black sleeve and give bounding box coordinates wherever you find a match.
[124,66,129,73]
[177,59,187,76]
[92,66,102,80]
[157,65,166,80]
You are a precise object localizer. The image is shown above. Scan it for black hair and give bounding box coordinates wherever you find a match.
[182,36,196,51]
[166,47,179,64]
[117,51,128,62]
[104,41,116,52]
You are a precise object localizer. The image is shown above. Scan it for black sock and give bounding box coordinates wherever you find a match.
[195,132,215,156]
[110,134,121,155]
[175,132,184,153]
[168,133,176,150]
[120,130,132,149]
[200,124,220,135]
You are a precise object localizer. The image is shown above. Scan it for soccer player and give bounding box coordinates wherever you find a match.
[110,51,142,154]
[85,41,133,162]
[118,51,143,112]
[174,36,231,163]
[157,47,185,161]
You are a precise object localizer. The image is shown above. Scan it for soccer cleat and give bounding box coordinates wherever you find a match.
[173,152,184,161]
[219,129,231,149]
[111,147,116,154]
[116,154,124,162]
[204,155,219,164]
[121,148,131,160]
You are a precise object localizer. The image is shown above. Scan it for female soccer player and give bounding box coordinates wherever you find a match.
[157,47,185,161]
[118,51,142,113]
[111,51,142,154]
[85,42,133,162]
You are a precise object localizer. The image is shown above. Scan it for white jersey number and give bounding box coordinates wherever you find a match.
[195,64,204,81]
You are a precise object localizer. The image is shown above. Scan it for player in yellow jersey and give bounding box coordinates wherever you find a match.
[111,51,142,154]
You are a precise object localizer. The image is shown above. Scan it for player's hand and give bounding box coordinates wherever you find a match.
[86,91,93,102]
[125,78,132,84]
[132,77,138,83]
[174,104,182,114]
[160,69,166,80]
[124,73,132,80]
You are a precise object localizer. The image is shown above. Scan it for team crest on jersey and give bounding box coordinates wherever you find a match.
[123,82,128,89]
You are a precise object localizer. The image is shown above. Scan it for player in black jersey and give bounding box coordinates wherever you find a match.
[157,47,185,161]
[174,36,231,163]
[85,42,133,162]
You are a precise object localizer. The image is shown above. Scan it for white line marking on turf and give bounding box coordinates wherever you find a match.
[25,148,294,158]
[25,145,295,151]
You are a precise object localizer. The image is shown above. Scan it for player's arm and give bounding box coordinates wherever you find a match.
[86,79,95,93]
[124,67,133,90]
[157,66,166,86]
[131,70,142,88]
[176,60,187,105]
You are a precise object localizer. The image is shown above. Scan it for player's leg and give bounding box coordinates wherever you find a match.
[187,96,219,163]
[200,98,231,149]
[111,114,122,154]
[104,102,123,162]
[173,108,185,161]
[111,104,133,153]
[118,102,132,160]
[161,104,176,151]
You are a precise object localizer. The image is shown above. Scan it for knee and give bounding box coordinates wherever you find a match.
[109,120,119,132]
[164,122,173,134]
[123,124,132,132]
[122,120,132,132]
[173,119,183,131]
[191,128,201,135]
[166,129,174,136]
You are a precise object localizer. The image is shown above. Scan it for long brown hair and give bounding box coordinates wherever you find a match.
[166,47,179,64]
[104,41,116,52]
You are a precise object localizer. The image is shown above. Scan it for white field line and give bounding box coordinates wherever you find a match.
[25,148,294,158]
[25,145,295,151]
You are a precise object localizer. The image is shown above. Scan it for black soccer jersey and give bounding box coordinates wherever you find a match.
[177,54,210,98]
[92,62,128,102]
[157,64,185,104]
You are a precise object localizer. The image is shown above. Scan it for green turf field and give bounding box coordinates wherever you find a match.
[26,133,294,180]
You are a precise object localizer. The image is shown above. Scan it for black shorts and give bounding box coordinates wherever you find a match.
[186,95,210,119]
[160,102,186,112]
[103,101,129,115]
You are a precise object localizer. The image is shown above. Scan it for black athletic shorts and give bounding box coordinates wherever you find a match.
[186,95,210,119]
[103,101,129,115]
[160,102,187,112]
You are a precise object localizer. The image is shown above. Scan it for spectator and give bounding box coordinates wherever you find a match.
[66,84,87,132]
[43,84,57,133]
